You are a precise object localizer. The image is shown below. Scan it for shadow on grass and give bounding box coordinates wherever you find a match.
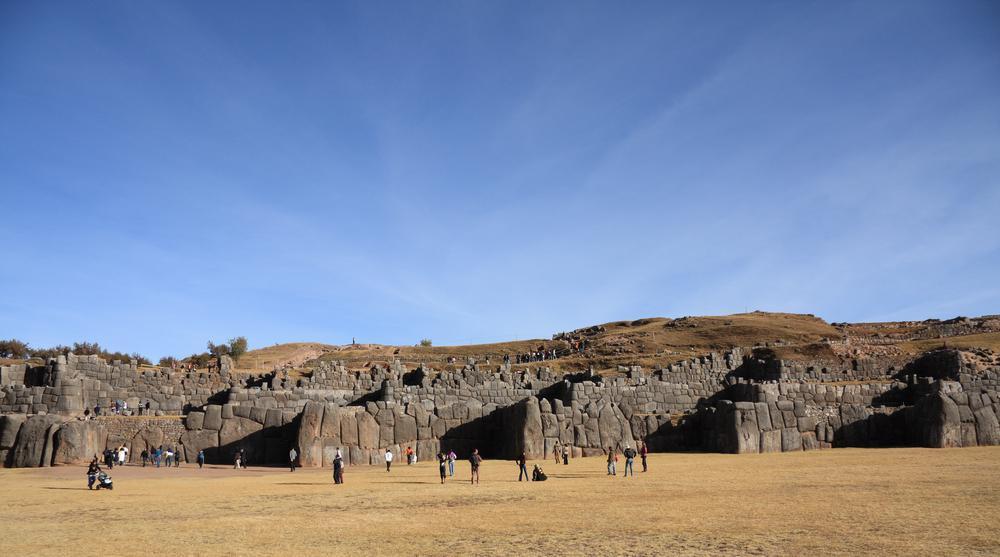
[42,487,91,491]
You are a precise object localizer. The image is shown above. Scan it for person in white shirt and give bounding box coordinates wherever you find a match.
[384,449,393,472]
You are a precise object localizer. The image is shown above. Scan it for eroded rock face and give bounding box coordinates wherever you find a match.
[52,420,106,465]
[129,426,165,462]
[10,415,62,467]
[180,429,219,463]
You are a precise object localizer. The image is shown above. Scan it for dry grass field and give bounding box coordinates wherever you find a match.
[1,447,998,556]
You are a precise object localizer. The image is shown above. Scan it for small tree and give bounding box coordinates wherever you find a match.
[159,356,177,367]
[72,341,103,356]
[0,339,30,359]
[207,341,229,357]
[419,338,433,347]
[228,336,248,364]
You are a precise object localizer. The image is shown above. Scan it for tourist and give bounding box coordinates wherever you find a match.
[164,447,174,467]
[233,449,242,470]
[289,447,298,472]
[103,448,114,469]
[94,403,101,416]
[469,448,482,485]
[238,448,247,468]
[174,447,181,467]
[562,444,570,465]
[640,442,648,472]
[119,445,128,466]
[517,452,529,482]
[553,443,561,465]
[333,451,344,485]
[622,445,636,477]
[447,450,456,477]
[197,449,205,469]
[532,464,547,482]
[437,452,447,484]
[141,448,149,467]
[87,458,102,490]
[145,401,151,414]
[406,446,414,465]
[385,448,393,472]
[606,447,617,476]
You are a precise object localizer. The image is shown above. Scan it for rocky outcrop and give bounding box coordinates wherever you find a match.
[52,420,106,464]
[10,415,62,467]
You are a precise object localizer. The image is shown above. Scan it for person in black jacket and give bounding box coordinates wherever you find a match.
[517,452,529,481]
[622,445,637,477]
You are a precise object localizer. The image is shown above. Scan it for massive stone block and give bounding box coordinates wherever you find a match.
[10,414,62,467]
[180,429,219,463]
[219,417,264,457]
[973,406,1000,446]
[340,410,358,446]
[185,411,205,430]
[129,426,165,461]
[394,413,418,445]
[357,411,379,450]
[203,405,223,431]
[0,414,26,450]
[320,405,341,444]
[53,420,106,465]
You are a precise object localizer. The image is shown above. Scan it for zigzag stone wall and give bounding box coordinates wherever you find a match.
[2,346,999,467]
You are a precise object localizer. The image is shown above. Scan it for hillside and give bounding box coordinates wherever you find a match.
[224,312,1000,377]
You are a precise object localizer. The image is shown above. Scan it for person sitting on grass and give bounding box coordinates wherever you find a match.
[532,464,547,482]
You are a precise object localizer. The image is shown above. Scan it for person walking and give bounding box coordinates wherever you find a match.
[141,449,149,467]
[87,458,102,490]
[517,452,529,482]
[197,449,205,469]
[562,444,570,465]
[289,447,298,472]
[385,448,394,472]
[447,450,456,477]
[233,450,242,470]
[606,447,617,476]
[469,448,482,485]
[333,451,344,485]
[622,445,636,477]
[438,452,448,484]
[174,447,181,467]
[640,442,648,473]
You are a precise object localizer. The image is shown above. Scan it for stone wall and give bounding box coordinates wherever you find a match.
[2,346,999,468]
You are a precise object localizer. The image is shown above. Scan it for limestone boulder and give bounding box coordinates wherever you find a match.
[180,429,219,463]
[394,413,418,445]
[320,405,341,444]
[185,411,205,431]
[340,411,359,446]
[219,417,264,448]
[52,420,107,465]
[129,427,164,462]
[357,411,379,449]
[0,414,26,449]
[203,405,223,431]
[10,414,62,467]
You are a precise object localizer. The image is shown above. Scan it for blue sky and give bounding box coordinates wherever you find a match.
[1,1,998,359]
